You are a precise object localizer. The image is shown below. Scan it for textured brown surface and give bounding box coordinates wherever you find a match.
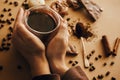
[0,0,120,80]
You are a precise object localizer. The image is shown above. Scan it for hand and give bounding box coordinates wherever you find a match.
[47,17,69,76]
[12,8,50,77]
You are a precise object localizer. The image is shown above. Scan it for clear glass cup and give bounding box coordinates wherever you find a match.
[24,5,60,43]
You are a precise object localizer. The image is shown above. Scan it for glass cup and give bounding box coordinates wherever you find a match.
[24,5,60,43]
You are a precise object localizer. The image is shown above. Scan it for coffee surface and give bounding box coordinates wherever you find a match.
[27,11,56,32]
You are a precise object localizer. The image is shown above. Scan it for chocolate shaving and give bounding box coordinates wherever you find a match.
[101,35,111,57]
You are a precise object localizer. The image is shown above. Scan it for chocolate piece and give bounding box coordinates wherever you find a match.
[98,55,102,59]
[72,63,76,66]
[8,26,13,32]
[103,62,107,66]
[22,3,29,9]
[112,37,120,56]
[97,75,104,79]
[110,61,114,66]
[101,35,111,57]
[78,0,103,21]
[8,13,12,16]
[8,8,11,12]
[51,0,68,17]
[3,8,7,12]
[4,0,8,3]
[92,77,96,80]
[95,57,98,61]
[75,61,78,64]
[9,2,13,5]
[6,19,12,25]
[89,65,95,71]
[69,60,73,64]
[0,14,4,18]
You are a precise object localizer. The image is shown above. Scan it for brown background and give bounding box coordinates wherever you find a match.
[0,0,120,80]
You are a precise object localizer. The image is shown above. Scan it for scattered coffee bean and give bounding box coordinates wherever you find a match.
[97,74,104,79]
[8,13,12,16]
[105,71,110,76]
[111,77,116,80]
[72,63,76,66]
[95,57,98,61]
[92,77,96,80]
[11,18,14,21]
[6,19,11,25]
[91,50,95,54]
[87,55,90,60]
[22,3,29,9]
[103,62,107,66]
[66,18,70,21]
[0,14,4,18]
[8,26,13,32]
[14,1,19,7]
[0,65,3,71]
[4,0,8,3]
[110,61,115,66]
[8,8,11,12]
[2,38,6,42]
[98,55,102,59]
[89,66,95,72]
[3,8,7,12]
[9,2,12,5]
[69,60,73,64]
[75,61,78,64]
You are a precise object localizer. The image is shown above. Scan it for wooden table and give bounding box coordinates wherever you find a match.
[0,0,120,80]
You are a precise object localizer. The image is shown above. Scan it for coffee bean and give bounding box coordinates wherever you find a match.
[92,77,96,80]
[8,8,11,12]
[4,0,8,3]
[0,14,4,18]
[11,18,14,21]
[95,57,98,61]
[3,8,7,12]
[69,60,73,64]
[103,62,107,66]
[8,13,12,16]
[111,77,116,80]
[8,26,13,32]
[105,71,110,76]
[9,2,12,5]
[14,1,19,7]
[110,61,115,66]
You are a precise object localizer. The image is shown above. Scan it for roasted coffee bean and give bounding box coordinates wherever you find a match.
[103,62,107,66]
[69,60,73,64]
[91,50,95,54]
[8,13,12,16]
[72,63,76,66]
[98,55,102,59]
[0,14,4,18]
[75,61,78,64]
[11,18,14,21]
[4,0,8,3]
[97,74,104,79]
[9,2,12,5]
[8,8,11,12]
[14,1,19,7]
[110,61,115,66]
[3,8,7,12]
[111,77,116,80]
[105,71,110,76]
[6,19,11,25]
[95,57,98,61]
[8,26,13,32]
[92,77,96,80]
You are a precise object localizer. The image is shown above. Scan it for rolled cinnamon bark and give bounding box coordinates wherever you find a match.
[101,35,111,57]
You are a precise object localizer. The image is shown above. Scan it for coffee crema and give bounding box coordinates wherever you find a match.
[27,11,56,32]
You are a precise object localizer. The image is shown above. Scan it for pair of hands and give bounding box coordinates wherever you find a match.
[12,8,69,75]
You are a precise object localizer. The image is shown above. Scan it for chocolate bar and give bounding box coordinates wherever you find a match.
[101,35,111,57]
[78,0,103,21]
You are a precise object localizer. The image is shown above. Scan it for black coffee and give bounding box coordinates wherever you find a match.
[27,11,56,32]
